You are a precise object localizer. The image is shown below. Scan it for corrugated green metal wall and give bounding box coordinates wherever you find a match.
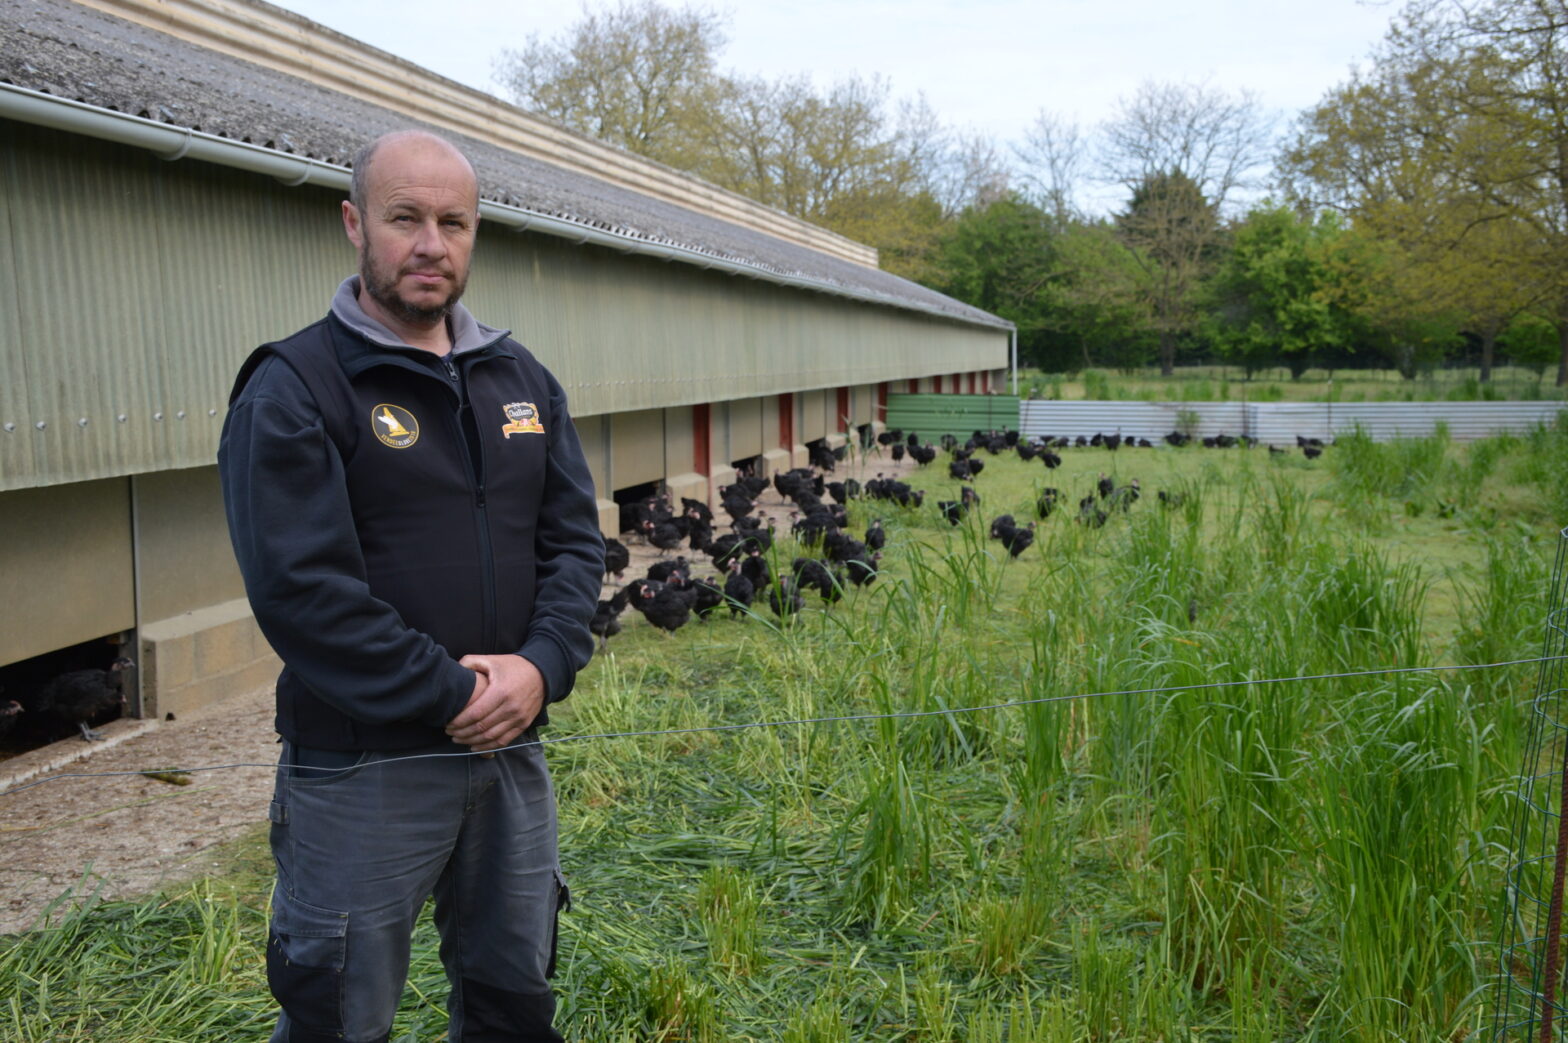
[884,394,1022,441]
[0,120,1008,492]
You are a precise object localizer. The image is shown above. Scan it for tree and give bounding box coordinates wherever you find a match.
[495,2,971,282]
[1114,169,1222,375]
[933,196,1061,366]
[1099,80,1274,374]
[1042,221,1157,372]
[1204,205,1357,377]
[1015,110,1087,221]
[493,1,726,170]
[1282,0,1568,383]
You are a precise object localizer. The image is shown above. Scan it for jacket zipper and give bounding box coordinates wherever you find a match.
[448,353,499,653]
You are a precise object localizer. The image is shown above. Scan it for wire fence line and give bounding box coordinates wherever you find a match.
[1492,527,1568,1042]
[1,655,1556,801]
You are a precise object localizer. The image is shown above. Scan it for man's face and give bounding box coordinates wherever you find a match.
[343,137,479,328]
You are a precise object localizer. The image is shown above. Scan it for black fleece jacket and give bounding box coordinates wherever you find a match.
[218,285,603,750]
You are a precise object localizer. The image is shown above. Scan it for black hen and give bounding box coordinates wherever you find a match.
[590,591,629,651]
[603,537,631,583]
[724,559,756,619]
[768,576,806,622]
[638,582,696,635]
[0,700,22,741]
[33,658,133,741]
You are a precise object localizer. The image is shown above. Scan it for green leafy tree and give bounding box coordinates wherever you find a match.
[1282,0,1568,383]
[1204,205,1360,377]
[933,196,1061,366]
[1114,169,1222,376]
[1041,221,1157,372]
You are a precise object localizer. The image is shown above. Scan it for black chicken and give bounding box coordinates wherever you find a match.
[638,582,696,635]
[991,519,1036,558]
[33,658,133,741]
[1036,488,1060,519]
[724,559,756,619]
[603,537,631,583]
[590,591,629,651]
[792,557,843,604]
[768,576,806,622]
[646,556,691,583]
[644,518,684,553]
[691,576,726,621]
[0,700,22,741]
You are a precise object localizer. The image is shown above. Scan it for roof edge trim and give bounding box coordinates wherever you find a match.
[0,83,1013,333]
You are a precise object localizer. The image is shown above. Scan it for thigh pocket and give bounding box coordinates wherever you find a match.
[267,886,350,1032]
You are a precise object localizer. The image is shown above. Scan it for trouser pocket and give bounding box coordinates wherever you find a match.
[267,885,350,1035]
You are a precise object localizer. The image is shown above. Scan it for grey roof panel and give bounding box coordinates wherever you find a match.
[0,0,1003,328]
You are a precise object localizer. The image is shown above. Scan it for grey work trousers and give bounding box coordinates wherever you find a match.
[266,736,567,1043]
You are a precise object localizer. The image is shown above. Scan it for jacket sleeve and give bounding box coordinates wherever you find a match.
[517,368,604,703]
[218,358,476,728]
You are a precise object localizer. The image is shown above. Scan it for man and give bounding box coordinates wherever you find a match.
[218,129,603,1042]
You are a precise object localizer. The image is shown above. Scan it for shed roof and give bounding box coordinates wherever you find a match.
[0,0,1008,330]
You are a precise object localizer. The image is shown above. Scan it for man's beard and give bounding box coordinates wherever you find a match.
[359,239,468,326]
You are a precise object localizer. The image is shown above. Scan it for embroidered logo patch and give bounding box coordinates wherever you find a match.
[501,401,545,438]
[371,404,420,449]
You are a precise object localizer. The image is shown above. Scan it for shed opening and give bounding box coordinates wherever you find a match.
[0,632,135,759]
[613,480,664,535]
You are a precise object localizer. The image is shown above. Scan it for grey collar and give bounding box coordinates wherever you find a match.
[330,276,509,355]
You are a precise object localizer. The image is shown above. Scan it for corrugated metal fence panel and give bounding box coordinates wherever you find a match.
[886,394,1022,441]
[1311,402,1565,441]
[1245,404,1334,445]
[1019,401,1248,440]
[1021,400,1565,444]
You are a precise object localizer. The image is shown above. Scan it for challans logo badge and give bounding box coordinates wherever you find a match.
[371,404,420,449]
[501,401,545,438]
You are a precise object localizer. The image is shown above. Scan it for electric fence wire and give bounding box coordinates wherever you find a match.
[1493,525,1568,1042]
[1,655,1560,801]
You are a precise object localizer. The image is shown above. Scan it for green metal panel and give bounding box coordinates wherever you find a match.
[0,119,1009,492]
[884,394,1022,441]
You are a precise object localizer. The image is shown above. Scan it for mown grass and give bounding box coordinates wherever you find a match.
[3,423,1565,1041]
[1023,365,1567,403]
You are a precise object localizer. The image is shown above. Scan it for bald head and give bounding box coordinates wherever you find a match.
[341,130,481,345]
[349,130,478,215]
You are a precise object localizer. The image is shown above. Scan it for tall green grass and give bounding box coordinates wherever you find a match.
[2,431,1561,1040]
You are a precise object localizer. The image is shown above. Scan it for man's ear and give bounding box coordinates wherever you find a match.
[342,199,364,250]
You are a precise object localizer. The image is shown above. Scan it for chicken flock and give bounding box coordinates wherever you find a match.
[593,427,1329,647]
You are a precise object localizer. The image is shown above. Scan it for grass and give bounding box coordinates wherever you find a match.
[1022,364,1567,403]
[3,422,1566,1040]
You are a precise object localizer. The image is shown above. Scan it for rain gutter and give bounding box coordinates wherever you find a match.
[0,83,1015,333]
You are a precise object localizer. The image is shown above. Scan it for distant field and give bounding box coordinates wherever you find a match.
[1023,365,1566,404]
[4,425,1567,1041]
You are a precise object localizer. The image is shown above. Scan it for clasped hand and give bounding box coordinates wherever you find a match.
[445,654,545,754]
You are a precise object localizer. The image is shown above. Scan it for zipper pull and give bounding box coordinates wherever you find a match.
[475,485,486,509]
[442,354,458,381]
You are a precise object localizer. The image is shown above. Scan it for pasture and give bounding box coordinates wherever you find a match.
[3,422,1565,1041]
[1027,365,1567,405]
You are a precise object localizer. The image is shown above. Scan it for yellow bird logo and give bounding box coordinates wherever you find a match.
[370,404,419,448]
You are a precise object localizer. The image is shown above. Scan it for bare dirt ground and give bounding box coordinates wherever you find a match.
[0,445,925,936]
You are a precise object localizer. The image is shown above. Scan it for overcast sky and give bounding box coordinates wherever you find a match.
[275,0,1399,207]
